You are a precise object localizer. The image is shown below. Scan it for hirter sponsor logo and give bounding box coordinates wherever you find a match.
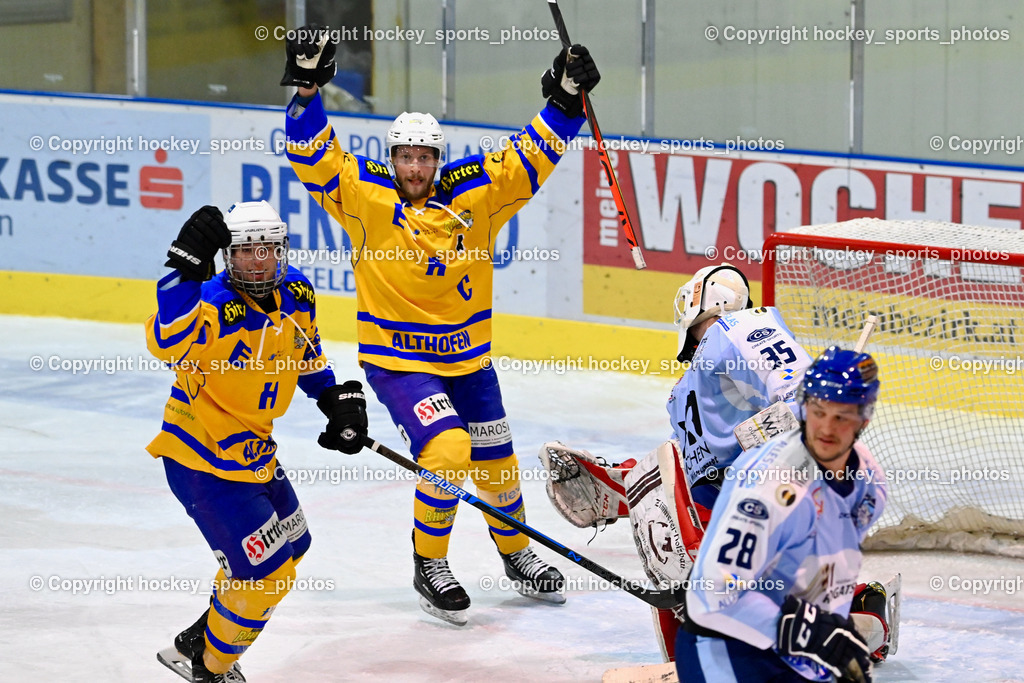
[414,393,457,426]
[242,514,286,566]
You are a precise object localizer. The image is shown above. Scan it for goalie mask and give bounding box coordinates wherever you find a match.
[223,200,289,299]
[799,346,880,420]
[385,111,446,177]
[673,263,751,362]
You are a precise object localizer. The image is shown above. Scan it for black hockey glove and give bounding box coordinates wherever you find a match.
[165,206,232,282]
[777,596,873,683]
[541,44,601,118]
[317,381,368,455]
[280,23,337,88]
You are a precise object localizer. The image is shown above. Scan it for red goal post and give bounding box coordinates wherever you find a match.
[762,218,1024,554]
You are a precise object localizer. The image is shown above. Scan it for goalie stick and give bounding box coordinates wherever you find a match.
[547,0,647,270]
[854,314,878,353]
[356,433,684,609]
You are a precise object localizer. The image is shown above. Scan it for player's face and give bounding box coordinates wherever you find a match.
[392,145,439,200]
[230,242,279,282]
[803,397,866,470]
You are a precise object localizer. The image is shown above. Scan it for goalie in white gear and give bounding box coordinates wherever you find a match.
[539,263,896,665]
[540,263,811,530]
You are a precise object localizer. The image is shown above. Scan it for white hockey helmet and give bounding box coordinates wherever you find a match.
[223,200,289,298]
[673,263,751,361]
[385,111,446,175]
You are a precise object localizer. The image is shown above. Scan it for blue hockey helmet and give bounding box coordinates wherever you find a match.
[800,346,880,418]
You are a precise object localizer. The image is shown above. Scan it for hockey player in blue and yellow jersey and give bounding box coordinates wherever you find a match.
[280,25,600,624]
[148,201,368,683]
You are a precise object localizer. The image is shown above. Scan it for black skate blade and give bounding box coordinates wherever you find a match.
[418,596,469,626]
[157,647,192,681]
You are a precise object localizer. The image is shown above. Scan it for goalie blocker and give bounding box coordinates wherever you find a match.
[540,440,712,661]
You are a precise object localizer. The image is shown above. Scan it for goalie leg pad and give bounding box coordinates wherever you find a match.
[626,441,706,591]
[538,441,633,528]
[651,606,681,663]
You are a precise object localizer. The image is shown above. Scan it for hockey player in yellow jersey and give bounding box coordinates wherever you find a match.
[148,201,368,682]
[281,25,601,625]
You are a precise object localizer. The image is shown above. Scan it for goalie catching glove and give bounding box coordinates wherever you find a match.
[777,596,873,683]
[280,23,337,89]
[165,205,232,282]
[541,44,600,118]
[317,381,368,455]
[538,442,631,528]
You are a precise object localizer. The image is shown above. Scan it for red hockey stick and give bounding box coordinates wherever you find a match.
[548,0,647,270]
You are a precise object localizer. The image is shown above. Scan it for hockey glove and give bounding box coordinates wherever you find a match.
[280,23,337,88]
[317,381,368,455]
[541,44,601,118]
[165,206,232,282]
[777,596,873,683]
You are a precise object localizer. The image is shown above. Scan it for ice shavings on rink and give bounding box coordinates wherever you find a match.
[2,315,1024,682]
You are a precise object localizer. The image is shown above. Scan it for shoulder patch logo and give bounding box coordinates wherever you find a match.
[746,327,776,343]
[287,280,315,306]
[440,161,484,193]
[751,307,769,316]
[737,498,770,520]
[364,159,391,180]
[775,484,797,507]
[222,299,247,327]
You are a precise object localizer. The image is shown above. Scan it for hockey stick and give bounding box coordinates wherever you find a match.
[854,314,878,353]
[357,433,683,609]
[547,0,647,270]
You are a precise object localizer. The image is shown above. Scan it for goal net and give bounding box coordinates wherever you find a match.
[763,218,1024,555]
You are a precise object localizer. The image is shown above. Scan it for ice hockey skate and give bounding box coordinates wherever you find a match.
[414,551,471,626]
[500,546,566,604]
[852,574,902,662]
[157,610,246,682]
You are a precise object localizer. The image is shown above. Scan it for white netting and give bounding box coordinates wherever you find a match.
[767,218,1024,554]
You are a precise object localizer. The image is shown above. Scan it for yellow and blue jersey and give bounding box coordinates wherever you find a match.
[286,95,585,376]
[145,268,335,482]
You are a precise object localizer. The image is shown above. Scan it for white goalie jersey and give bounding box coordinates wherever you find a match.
[668,306,813,495]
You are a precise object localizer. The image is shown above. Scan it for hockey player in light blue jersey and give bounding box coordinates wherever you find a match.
[540,264,893,666]
[667,263,813,510]
[677,346,887,683]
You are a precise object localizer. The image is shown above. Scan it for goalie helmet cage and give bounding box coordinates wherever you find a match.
[762,218,1024,556]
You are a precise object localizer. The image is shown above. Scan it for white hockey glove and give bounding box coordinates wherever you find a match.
[538,442,631,528]
[733,400,800,451]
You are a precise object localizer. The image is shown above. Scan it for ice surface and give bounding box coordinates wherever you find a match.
[2,315,1023,682]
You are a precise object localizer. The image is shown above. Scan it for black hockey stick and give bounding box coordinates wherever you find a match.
[357,433,683,609]
[548,0,646,270]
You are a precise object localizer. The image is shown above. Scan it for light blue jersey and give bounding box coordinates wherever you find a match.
[683,430,887,680]
[668,306,812,496]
